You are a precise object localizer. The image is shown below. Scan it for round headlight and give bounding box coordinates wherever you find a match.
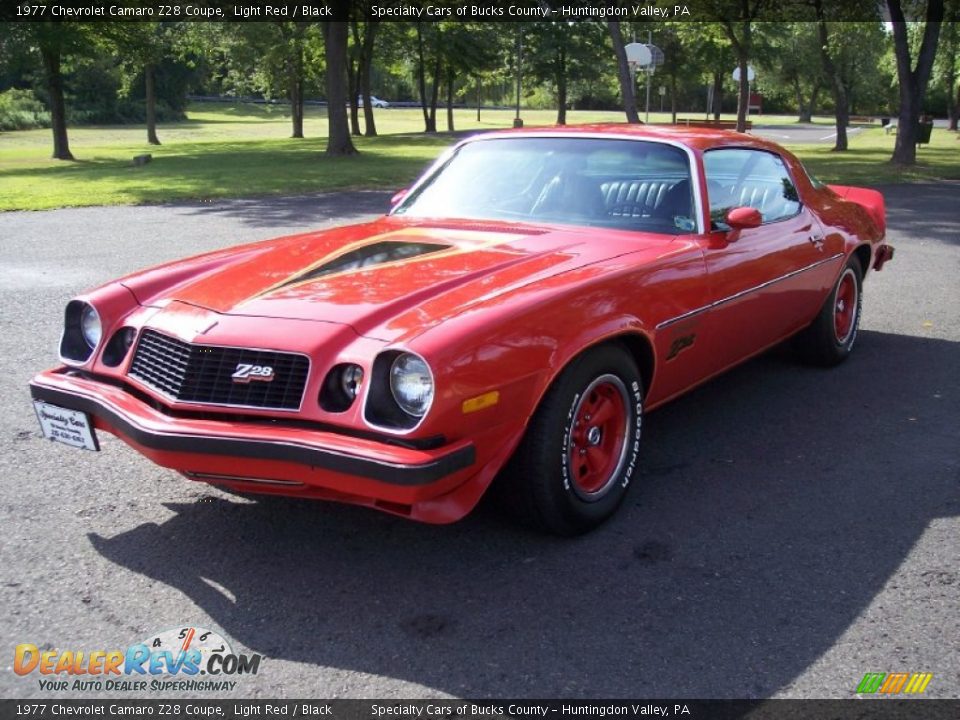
[80,304,102,349]
[340,364,364,400]
[389,353,434,418]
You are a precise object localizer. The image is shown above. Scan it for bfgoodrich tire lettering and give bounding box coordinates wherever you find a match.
[499,344,644,535]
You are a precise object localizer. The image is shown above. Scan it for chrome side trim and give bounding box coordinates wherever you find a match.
[656,253,844,330]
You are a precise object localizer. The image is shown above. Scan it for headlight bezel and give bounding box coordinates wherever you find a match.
[389,352,435,418]
[319,363,366,413]
[363,350,435,432]
[59,300,103,365]
[80,304,102,349]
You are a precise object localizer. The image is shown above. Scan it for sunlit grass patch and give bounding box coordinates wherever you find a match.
[0,103,956,211]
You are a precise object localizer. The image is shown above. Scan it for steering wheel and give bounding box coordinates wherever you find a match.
[530,176,563,215]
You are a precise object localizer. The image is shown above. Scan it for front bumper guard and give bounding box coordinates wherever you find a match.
[29,370,474,486]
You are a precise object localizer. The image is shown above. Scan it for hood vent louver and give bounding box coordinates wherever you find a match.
[277,241,450,290]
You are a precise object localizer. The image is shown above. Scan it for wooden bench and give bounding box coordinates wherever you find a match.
[676,118,752,131]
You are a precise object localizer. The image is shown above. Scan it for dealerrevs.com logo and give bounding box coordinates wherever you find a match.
[14,626,262,692]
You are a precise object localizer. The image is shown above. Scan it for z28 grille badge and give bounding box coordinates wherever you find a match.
[232,364,275,383]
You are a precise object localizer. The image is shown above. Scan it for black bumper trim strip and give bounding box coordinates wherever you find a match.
[30,383,475,486]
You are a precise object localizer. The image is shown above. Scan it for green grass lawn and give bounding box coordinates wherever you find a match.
[1,103,957,211]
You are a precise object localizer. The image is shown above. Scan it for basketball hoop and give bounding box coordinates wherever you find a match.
[645,45,665,76]
[625,43,652,68]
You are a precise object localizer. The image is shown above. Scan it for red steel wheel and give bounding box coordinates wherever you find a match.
[497,344,644,536]
[833,267,859,344]
[795,256,863,367]
[567,374,631,500]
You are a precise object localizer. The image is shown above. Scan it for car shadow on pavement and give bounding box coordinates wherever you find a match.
[88,330,959,697]
[876,182,960,247]
[176,191,393,230]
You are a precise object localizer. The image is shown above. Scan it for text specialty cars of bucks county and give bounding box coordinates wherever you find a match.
[30,125,894,535]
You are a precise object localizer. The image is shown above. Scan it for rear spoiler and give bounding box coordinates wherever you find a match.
[827,185,886,237]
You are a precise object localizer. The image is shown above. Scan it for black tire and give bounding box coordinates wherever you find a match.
[498,344,644,536]
[795,256,863,366]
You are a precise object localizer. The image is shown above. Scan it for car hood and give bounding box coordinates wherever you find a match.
[162,218,670,341]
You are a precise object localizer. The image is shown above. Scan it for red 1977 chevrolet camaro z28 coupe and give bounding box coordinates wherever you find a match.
[30,125,894,535]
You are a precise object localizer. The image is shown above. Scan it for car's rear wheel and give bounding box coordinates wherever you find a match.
[499,344,643,535]
[795,256,863,366]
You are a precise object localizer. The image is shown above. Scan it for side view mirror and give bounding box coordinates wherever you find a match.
[390,188,409,207]
[725,206,762,230]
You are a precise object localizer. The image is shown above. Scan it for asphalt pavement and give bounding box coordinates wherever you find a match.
[1,185,957,700]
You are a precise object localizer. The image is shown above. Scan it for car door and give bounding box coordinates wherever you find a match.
[697,147,841,375]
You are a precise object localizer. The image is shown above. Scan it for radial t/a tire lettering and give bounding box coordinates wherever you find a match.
[499,344,644,535]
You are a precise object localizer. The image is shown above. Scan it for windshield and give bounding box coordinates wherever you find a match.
[393,137,696,235]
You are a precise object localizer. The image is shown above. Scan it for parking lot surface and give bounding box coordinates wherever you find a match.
[1,185,957,699]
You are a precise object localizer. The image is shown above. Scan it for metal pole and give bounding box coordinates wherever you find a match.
[514,26,523,127]
[645,70,651,123]
[645,31,652,123]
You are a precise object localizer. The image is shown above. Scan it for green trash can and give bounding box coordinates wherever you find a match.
[916,119,933,145]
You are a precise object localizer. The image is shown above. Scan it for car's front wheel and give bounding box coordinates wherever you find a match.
[500,344,643,535]
[795,256,863,366]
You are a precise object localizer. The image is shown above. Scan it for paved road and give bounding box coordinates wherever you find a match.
[752,118,952,144]
[1,186,957,700]
[751,124,868,144]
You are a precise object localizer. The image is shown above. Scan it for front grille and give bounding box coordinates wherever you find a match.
[128,329,309,411]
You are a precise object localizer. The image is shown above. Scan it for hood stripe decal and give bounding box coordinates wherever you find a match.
[275,240,449,290]
[252,228,526,300]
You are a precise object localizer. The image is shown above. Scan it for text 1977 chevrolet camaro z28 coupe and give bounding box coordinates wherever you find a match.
[30,125,894,535]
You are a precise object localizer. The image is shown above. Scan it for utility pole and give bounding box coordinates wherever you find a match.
[645,30,652,123]
[514,25,524,128]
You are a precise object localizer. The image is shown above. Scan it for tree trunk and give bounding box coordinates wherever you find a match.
[607,21,640,123]
[323,21,357,156]
[144,63,161,145]
[41,44,73,161]
[805,82,821,124]
[290,49,304,139]
[556,46,567,126]
[815,3,848,151]
[888,0,944,165]
[950,79,959,131]
[735,45,749,133]
[793,80,803,122]
[347,22,361,137]
[290,76,304,139]
[941,4,957,131]
[719,15,752,133]
[446,70,455,132]
[359,21,377,137]
[476,76,481,122]
[712,71,723,120]
[416,23,432,132]
[426,55,440,133]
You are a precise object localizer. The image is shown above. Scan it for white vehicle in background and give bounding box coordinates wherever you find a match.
[358,95,389,108]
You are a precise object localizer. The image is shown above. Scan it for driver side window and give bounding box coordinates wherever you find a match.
[704,148,801,229]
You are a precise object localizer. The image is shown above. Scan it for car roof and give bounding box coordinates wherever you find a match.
[463,122,785,154]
